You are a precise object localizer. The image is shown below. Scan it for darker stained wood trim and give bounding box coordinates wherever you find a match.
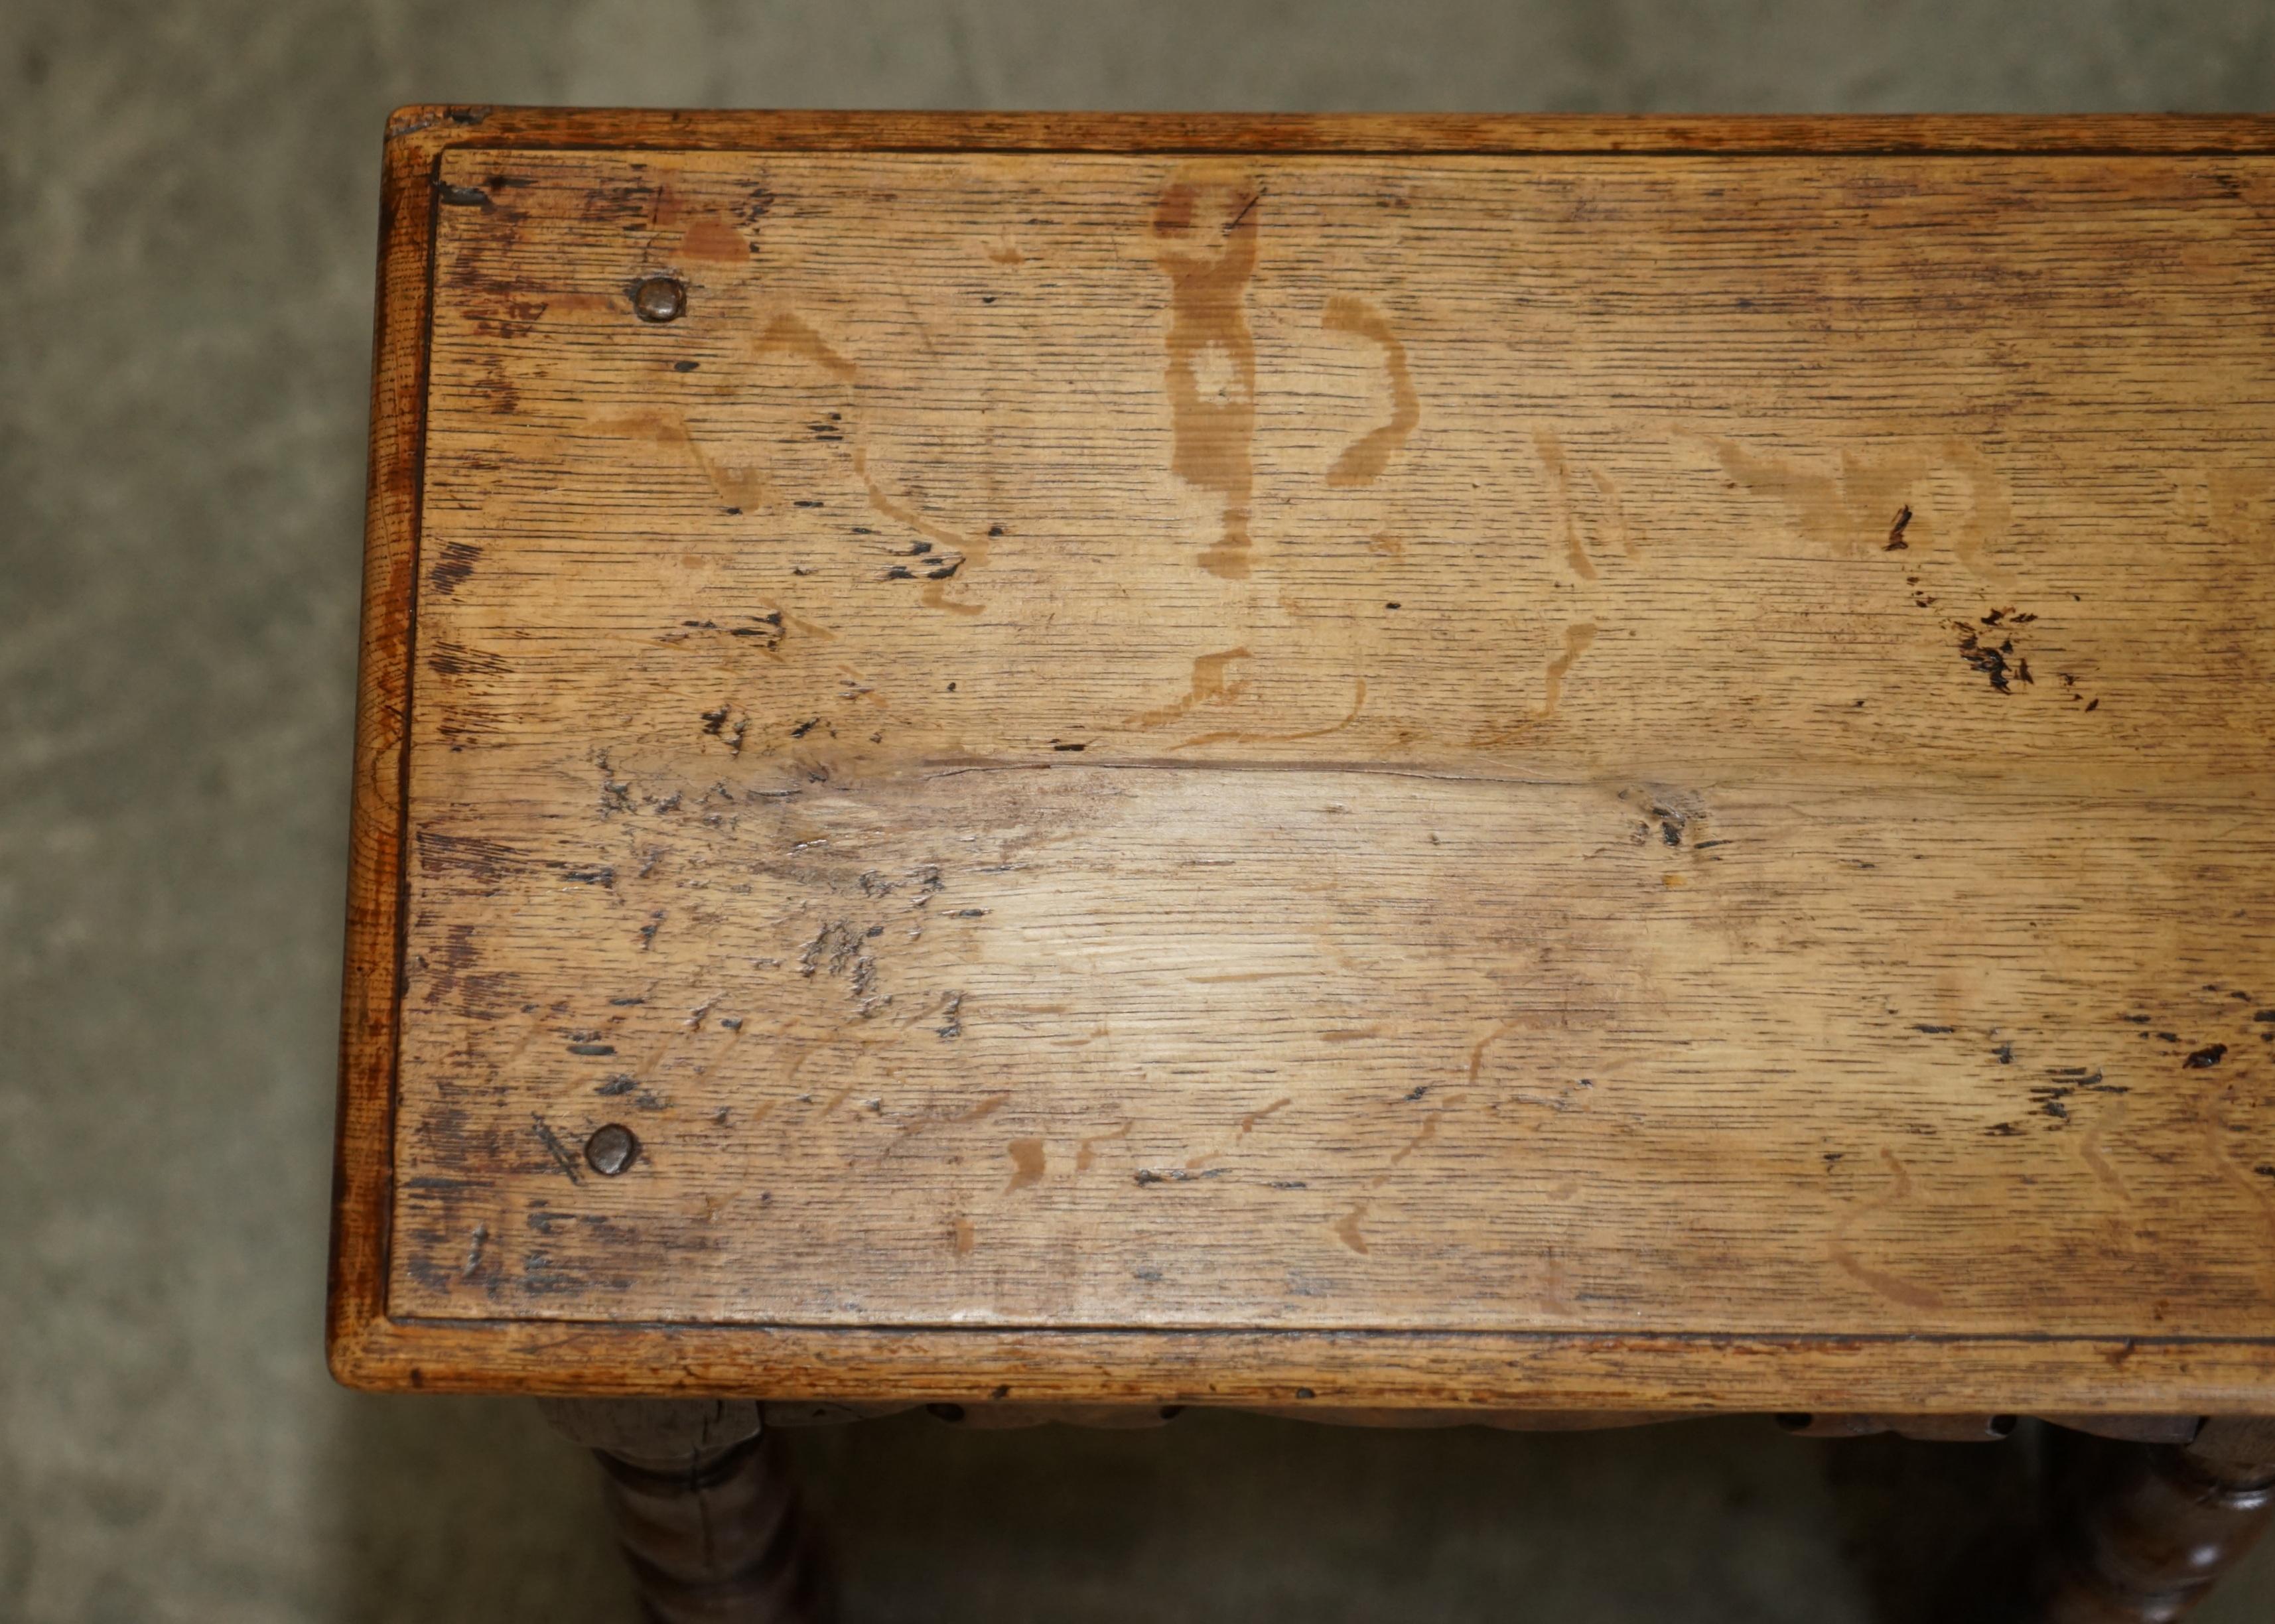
[384,105,2275,157]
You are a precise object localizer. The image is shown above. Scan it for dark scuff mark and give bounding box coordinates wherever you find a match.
[415,830,527,886]
[2030,1071,2126,1120]
[426,641,510,677]
[1913,1024,1956,1034]
[567,1042,616,1056]
[1953,623,2012,693]
[437,183,492,208]
[597,1075,638,1096]
[427,541,480,596]
[2183,1044,2228,1069]
[1885,504,1912,549]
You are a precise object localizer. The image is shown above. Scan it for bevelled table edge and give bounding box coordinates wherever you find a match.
[327,107,2275,1407]
[327,1316,2275,1412]
[376,104,2275,157]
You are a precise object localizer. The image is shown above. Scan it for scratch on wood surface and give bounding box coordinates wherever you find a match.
[529,1115,583,1185]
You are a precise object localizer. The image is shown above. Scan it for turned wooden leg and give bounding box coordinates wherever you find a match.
[2035,1418,2275,1622]
[539,1398,832,1623]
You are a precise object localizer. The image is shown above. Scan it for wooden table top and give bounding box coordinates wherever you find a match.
[330,109,2275,1414]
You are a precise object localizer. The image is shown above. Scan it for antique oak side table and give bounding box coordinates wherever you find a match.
[331,109,2275,1621]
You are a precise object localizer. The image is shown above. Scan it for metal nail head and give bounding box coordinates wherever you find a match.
[632,275,687,323]
[585,1122,640,1176]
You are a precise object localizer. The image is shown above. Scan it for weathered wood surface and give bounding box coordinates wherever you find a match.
[332,111,2275,1407]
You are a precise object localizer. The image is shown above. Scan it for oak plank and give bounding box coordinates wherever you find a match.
[333,115,2275,1406]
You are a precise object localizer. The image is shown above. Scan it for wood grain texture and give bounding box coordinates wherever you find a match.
[331,111,2275,1408]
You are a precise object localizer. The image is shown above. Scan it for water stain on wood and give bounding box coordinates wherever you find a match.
[1075,1120,1133,1172]
[1152,173,1261,580]
[1132,647,1251,728]
[1473,623,1596,745]
[1534,429,1597,580]
[677,219,748,261]
[1827,1150,1945,1310]
[1004,1137,1047,1191]
[1321,295,1418,486]
[747,310,989,612]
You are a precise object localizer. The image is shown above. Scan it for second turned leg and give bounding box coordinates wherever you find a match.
[539,1398,832,1623]
[2034,1418,2275,1622]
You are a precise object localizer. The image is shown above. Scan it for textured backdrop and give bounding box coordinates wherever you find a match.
[4,3,2273,1619]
